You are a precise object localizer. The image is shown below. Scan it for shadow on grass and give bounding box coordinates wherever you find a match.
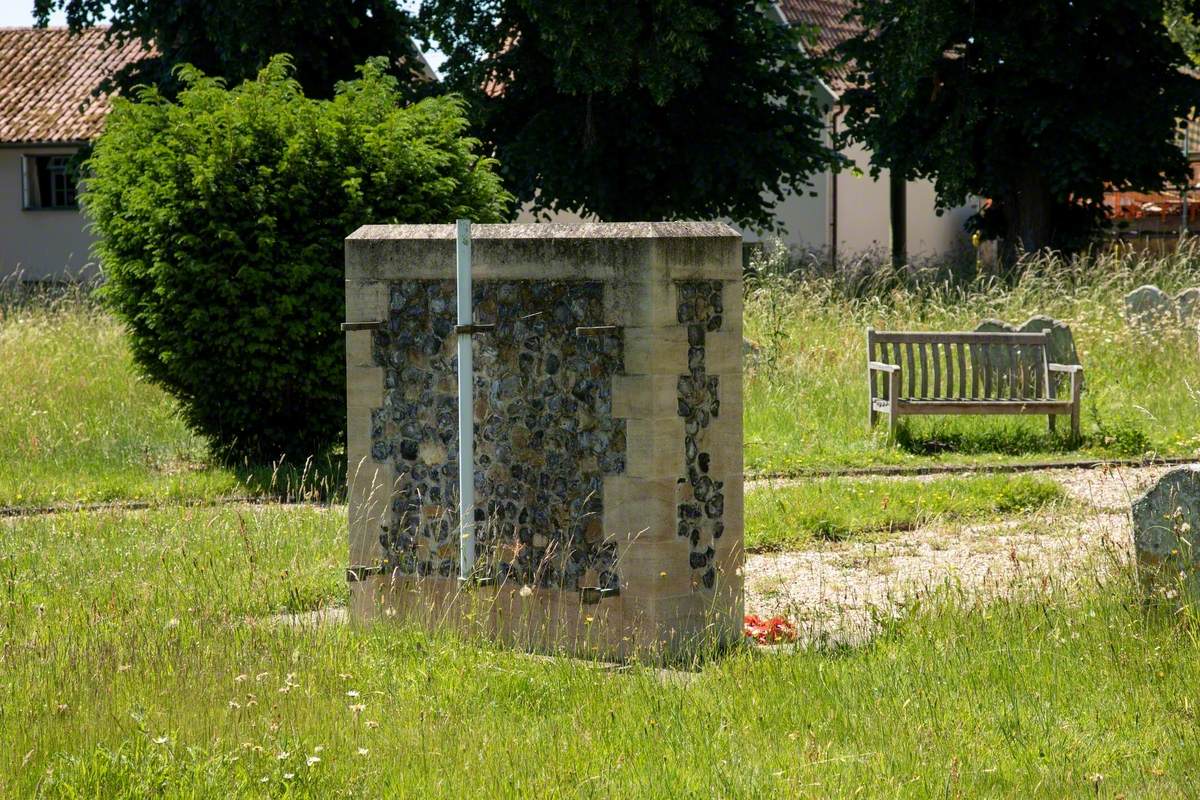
[233,452,347,503]
[895,418,1151,459]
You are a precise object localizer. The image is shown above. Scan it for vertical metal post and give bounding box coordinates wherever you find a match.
[456,219,476,582]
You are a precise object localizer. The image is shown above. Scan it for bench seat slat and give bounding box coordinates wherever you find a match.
[892,399,1074,415]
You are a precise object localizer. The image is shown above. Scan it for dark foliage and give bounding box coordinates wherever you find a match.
[420,0,843,231]
[33,0,424,98]
[841,0,1200,261]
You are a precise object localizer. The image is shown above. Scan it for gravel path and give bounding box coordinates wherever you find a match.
[743,463,1188,644]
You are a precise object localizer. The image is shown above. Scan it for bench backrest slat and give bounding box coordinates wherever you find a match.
[957,341,966,397]
[930,341,940,398]
[868,329,1051,402]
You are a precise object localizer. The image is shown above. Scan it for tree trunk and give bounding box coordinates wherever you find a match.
[999,164,1052,270]
[889,171,907,269]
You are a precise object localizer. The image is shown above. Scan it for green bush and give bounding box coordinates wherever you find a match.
[84,56,511,463]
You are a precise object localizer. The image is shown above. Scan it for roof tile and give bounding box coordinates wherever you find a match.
[0,27,148,144]
[776,0,861,93]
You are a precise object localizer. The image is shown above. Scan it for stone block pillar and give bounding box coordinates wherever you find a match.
[344,222,743,660]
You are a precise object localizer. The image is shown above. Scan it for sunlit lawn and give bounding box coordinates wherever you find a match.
[1,504,1197,797]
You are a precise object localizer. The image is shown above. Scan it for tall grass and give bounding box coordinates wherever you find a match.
[2,504,1200,797]
[746,473,1067,549]
[745,243,1200,473]
[0,280,239,506]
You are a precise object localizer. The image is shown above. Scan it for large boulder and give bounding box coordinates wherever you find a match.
[1132,467,1200,604]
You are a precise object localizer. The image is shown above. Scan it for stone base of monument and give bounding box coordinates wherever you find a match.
[343,223,744,661]
[1132,466,1200,603]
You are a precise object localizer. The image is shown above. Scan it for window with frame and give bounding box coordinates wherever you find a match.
[21,154,78,210]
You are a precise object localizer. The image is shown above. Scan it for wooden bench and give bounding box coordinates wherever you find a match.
[867,329,1083,442]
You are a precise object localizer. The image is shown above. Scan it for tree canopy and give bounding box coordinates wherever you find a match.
[33,0,424,97]
[841,0,1200,260]
[419,0,842,231]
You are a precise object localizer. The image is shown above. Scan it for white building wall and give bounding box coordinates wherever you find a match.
[0,146,96,281]
[748,135,976,261]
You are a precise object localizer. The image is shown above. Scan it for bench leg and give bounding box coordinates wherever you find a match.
[1070,370,1083,441]
[1048,414,1056,434]
[886,371,901,445]
[868,372,878,430]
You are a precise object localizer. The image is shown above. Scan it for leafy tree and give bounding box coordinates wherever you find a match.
[841,0,1200,262]
[1167,0,1200,63]
[419,0,841,231]
[33,0,423,97]
[84,57,511,462]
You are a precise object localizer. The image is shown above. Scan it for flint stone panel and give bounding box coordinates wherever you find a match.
[345,223,744,658]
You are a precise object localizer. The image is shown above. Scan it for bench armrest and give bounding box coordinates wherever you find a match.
[1047,363,1083,374]
[868,361,901,373]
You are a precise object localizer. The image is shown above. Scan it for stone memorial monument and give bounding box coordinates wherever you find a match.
[1132,466,1200,604]
[343,222,744,659]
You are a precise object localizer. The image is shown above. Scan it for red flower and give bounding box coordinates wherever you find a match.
[743,613,798,644]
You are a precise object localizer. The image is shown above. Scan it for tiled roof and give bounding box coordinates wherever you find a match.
[776,0,861,93]
[0,27,148,144]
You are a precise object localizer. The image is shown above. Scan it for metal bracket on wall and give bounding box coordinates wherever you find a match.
[341,321,385,332]
[454,323,496,335]
[575,325,621,337]
[346,564,385,582]
[580,586,621,605]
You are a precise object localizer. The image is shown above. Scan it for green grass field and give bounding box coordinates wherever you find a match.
[4,248,1200,507]
[745,474,1067,550]
[0,296,239,507]
[3,253,1199,795]
[744,248,1200,474]
[1,504,1198,798]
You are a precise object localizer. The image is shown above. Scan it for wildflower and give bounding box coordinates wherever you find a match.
[338,673,353,681]
[235,674,248,683]
[284,772,295,780]
[277,751,290,761]
[346,690,360,698]
[255,672,269,682]
[166,618,179,629]
[519,585,533,597]
[350,703,366,713]
[306,755,321,767]
[314,745,324,753]
[228,700,241,709]
[366,720,379,729]
[117,664,131,673]
[259,777,269,784]
[153,736,169,745]
[357,748,370,757]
